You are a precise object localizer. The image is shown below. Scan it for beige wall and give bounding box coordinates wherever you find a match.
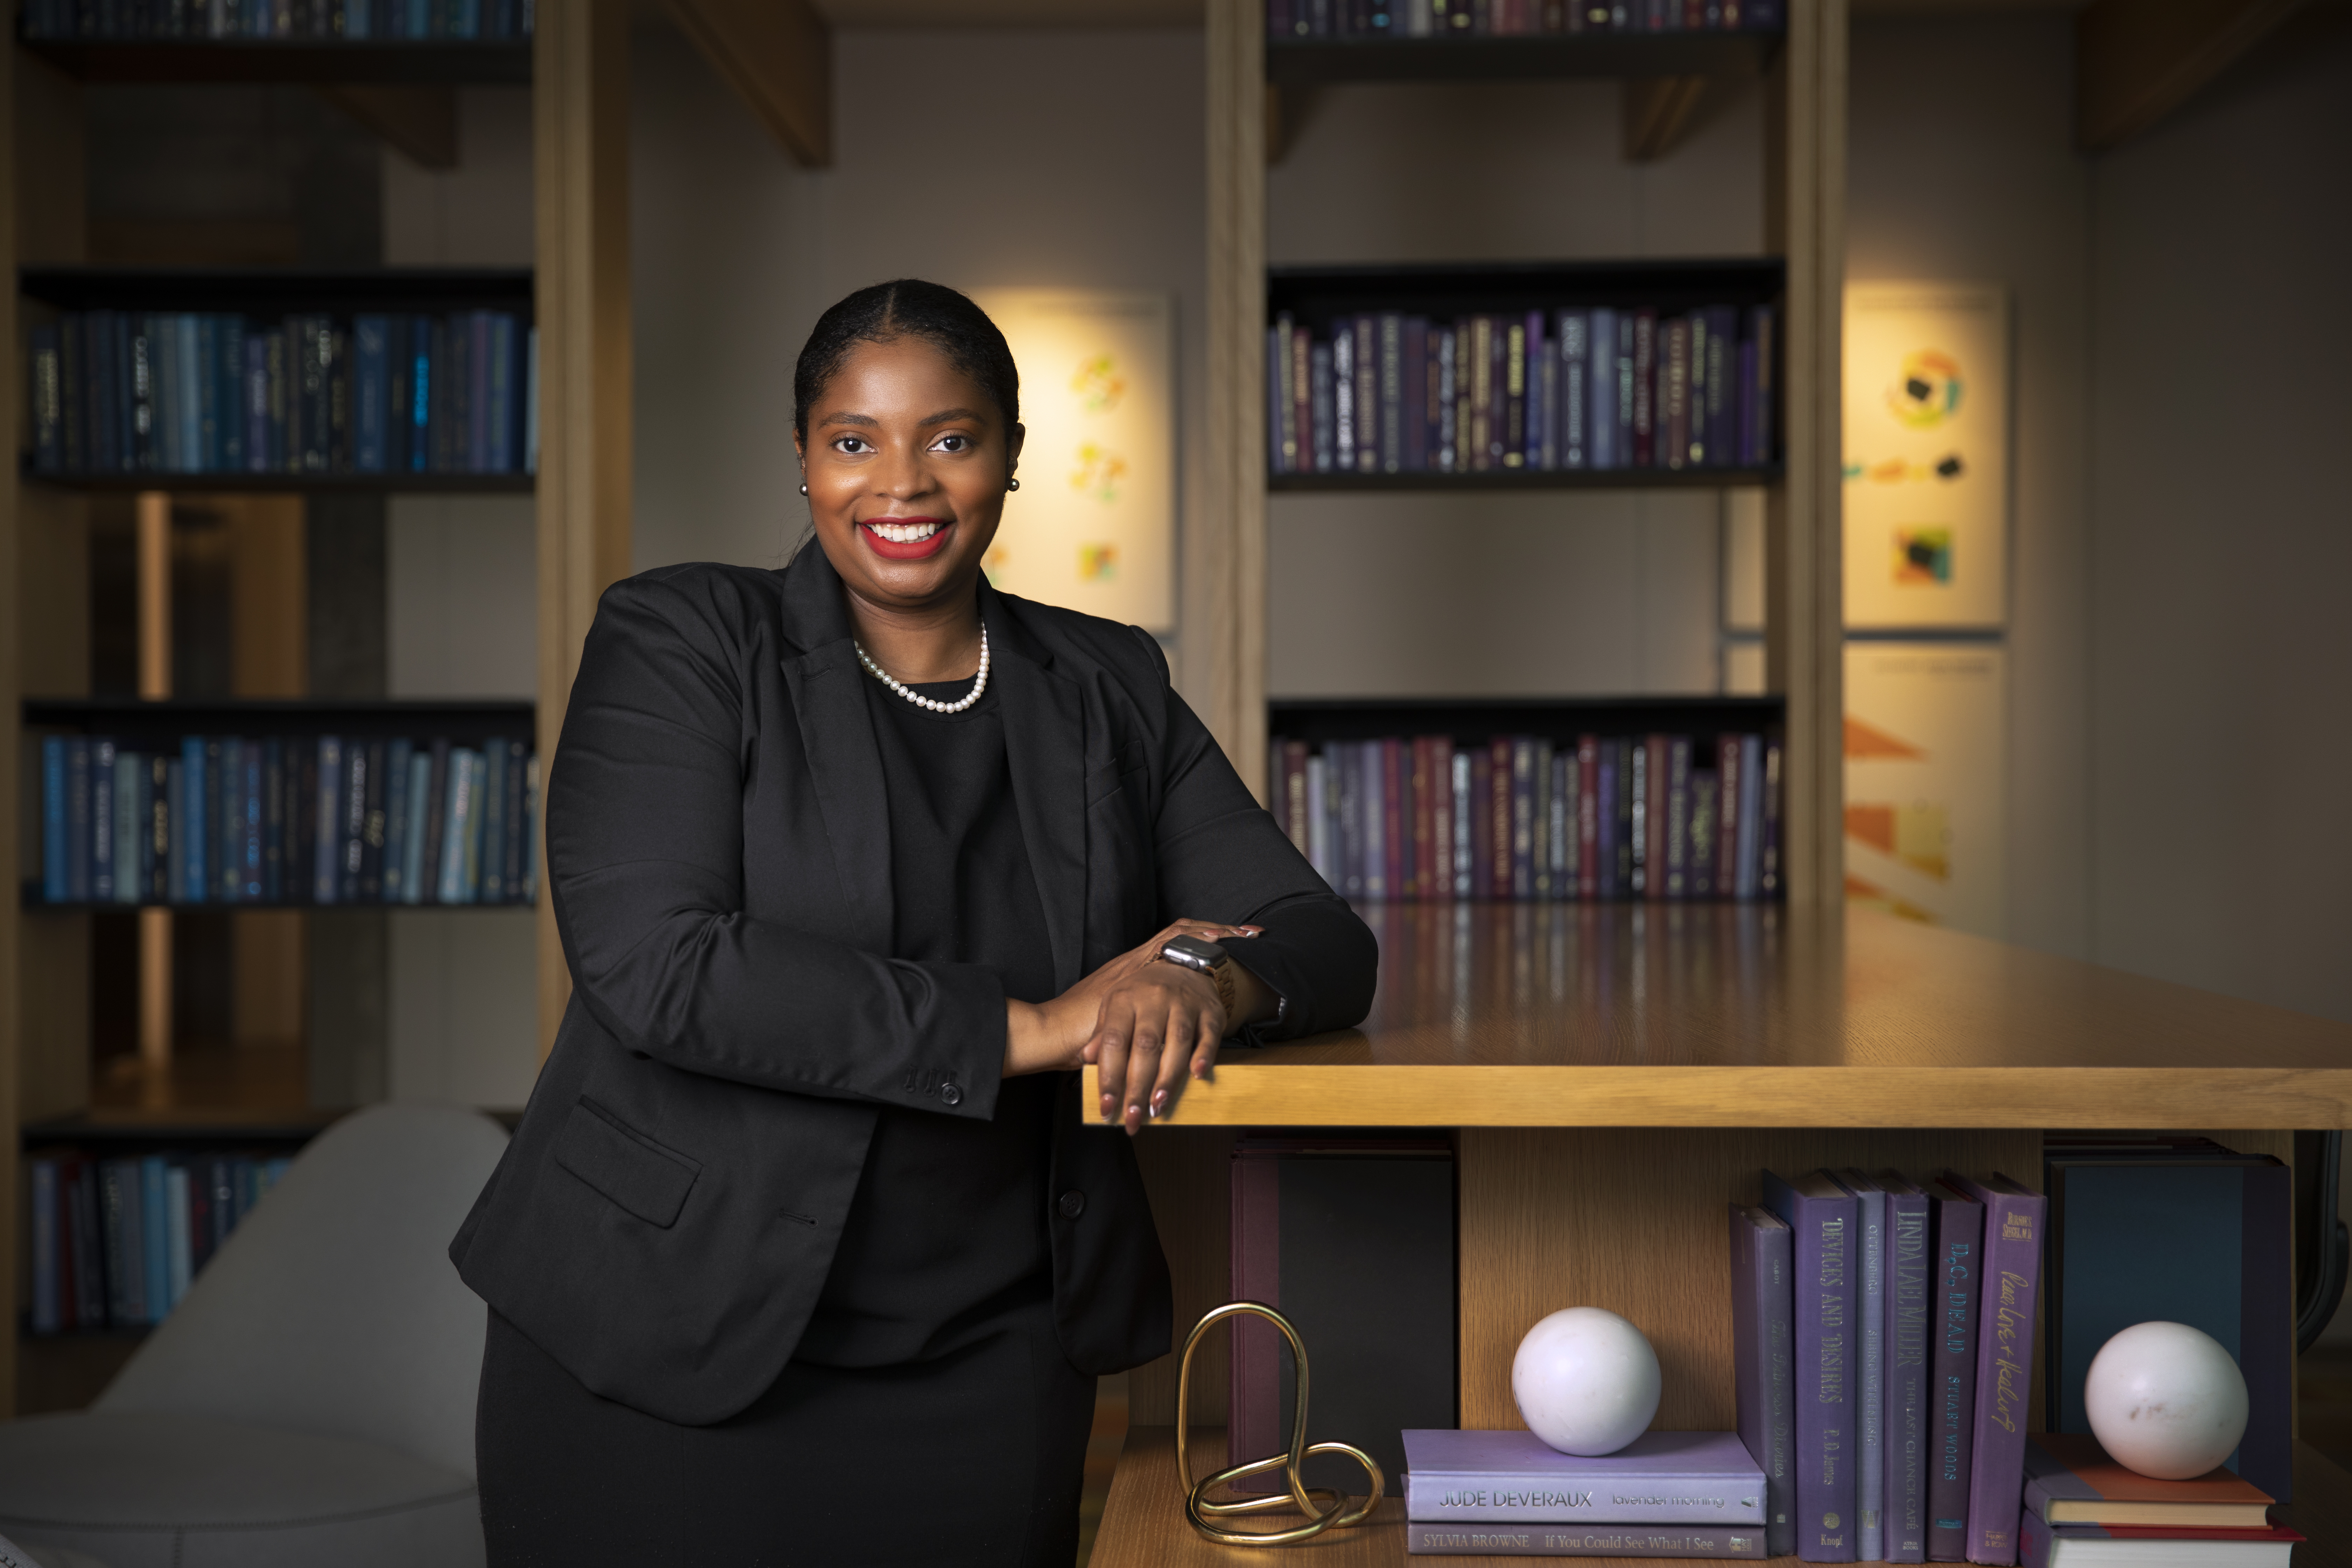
[1847,8,2352,1026]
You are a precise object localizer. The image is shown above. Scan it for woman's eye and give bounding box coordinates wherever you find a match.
[931,433,971,453]
[833,436,873,455]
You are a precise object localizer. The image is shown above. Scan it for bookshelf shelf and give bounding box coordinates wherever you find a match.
[1270,464,1778,491]
[1264,33,1780,85]
[1270,693,1782,741]
[1269,258,1786,310]
[19,264,535,314]
[21,1108,343,1148]
[24,697,533,737]
[21,469,533,495]
[1087,1430,2352,1567]
[18,38,533,86]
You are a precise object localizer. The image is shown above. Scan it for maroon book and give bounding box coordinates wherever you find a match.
[1489,736,1514,898]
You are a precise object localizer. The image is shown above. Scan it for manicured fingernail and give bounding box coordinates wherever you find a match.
[1100,1094,1114,1119]
[1150,1089,1167,1116]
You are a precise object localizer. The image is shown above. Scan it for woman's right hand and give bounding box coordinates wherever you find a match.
[1003,918,1260,1079]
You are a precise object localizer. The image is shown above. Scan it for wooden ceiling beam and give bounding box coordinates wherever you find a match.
[2076,0,2305,150]
[665,0,833,168]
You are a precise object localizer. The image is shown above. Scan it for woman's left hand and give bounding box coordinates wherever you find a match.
[1084,939,1277,1136]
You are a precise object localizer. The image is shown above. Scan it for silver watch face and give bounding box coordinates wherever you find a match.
[1161,934,1227,971]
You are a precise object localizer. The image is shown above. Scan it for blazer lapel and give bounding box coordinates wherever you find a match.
[776,551,894,955]
[985,588,1088,994]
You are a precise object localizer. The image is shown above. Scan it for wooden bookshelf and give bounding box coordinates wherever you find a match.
[0,0,634,1413]
[1271,465,1781,491]
[19,39,532,86]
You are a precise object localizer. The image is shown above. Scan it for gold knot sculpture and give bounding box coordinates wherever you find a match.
[1173,1301,1386,1546]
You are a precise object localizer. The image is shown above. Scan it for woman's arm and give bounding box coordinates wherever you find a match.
[548,573,1011,1120]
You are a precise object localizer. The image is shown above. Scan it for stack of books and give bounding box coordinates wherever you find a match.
[2020,1436,2299,1568]
[1400,1429,1769,1558]
[1269,0,1785,43]
[22,0,534,41]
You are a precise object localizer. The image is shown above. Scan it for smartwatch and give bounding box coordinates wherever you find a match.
[1157,934,1237,1016]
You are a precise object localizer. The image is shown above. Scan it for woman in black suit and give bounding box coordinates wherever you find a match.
[453,280,1377,1566]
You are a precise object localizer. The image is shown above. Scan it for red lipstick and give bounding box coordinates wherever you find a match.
[859,516,954,561]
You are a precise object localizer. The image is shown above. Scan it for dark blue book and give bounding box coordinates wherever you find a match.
[1764,1170,1858,1563]
[30,323,62,470]
[212,738,237,903]
[1881,1174,1933,1564]
[383,737,414,904]
[218,314,246,472]
[42,736,68,902]
[179,736,208,903]
[244,331,271,472]
[1731,1203,1796,1557]
[1835,1170,1889,1560]
[1927,1182,1985,1562]
[341,739,370,904]
[314,737,343,905]
[91,738,116,902]
[240,738,264,900]
[488,312,518,472]
[66,736,93,901]
[262,737,286,903]
[354,314,391,472]
[195,314,220,470]
[408,315,434,471]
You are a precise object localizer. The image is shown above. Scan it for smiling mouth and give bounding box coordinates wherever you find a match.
[860,517,953,561]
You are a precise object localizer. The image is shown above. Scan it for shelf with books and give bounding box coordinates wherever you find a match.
[21,267,538,485]
[1266,31,1779,85]
[26,700,540,911]
[1267,261,1781,482]
[19,40,531,86]
[1270,697,1785,904]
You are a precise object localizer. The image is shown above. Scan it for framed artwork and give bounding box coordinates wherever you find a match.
[972,289,1175,634]
[1843,641,2008,938]
[1842,283,2009,630]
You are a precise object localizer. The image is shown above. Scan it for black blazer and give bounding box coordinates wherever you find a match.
[450,547,1377,1426]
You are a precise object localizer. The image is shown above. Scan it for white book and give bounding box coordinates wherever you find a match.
[1451,749,1472,898]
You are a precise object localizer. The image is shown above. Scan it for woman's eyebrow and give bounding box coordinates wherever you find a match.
[817,411,878,427]
[918,407,985,427]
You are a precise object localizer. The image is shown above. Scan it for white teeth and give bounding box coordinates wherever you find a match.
[868,520,943,544]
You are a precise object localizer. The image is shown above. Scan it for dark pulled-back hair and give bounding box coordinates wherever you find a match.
[792,279,1020,442]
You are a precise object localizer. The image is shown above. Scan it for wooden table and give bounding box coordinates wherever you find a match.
[1083,904,2352,1565]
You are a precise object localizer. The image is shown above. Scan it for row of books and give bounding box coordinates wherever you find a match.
[21,0,533,40]
[27,310,539,478]
[1271,734,1783,903]
[27,1151,293,1334]
[1269,306,1775,477]
[1270,0,1784,39]
[35,734,538,908]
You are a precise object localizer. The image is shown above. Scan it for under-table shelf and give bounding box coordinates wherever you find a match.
[1091,1428,2352,1567]
[1087,903,2352,1130]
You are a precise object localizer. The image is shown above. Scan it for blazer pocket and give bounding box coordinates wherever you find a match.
[554,1097,701,1229]
[1086,743,1147,807]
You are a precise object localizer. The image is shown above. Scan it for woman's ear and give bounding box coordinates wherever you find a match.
[1007,421,1026,480]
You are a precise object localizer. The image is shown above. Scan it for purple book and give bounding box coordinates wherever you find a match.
[1763,1171,1858,1562]
[1401,1429,1765,1525]
[1880,1173,1933,1564]
[1927,1180,1984,1561]
[1944,1173,2046,1568]
[1731,1204,1796,1556]
[1408,1522,1769,1558]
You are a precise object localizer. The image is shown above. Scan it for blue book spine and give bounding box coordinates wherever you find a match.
[195,314,219,470]
[105,1159,145,1326]
[402,750,432,903]
[486,313,517,472]
[354,314,389,471]
[141,1155,170,1324]
[244,332,271,471]
[180,736,208,902]
[382,737,413,902]
[1588,307,1617,469]
[218,315,245,472]
[439,749,476,903]
[315,737,344,905]
[30,1161,59,1335]
[347,0,371,35]
[114,750,143,904]
[242,739,265,899]
[214,738,239,903]
[177,314,203,471]
[409,318,433,472]
[1765,1170,1860,1563]
[43,737,69,902]
[91,738,116,902]
[1885,1182,1932,1564]
[480,739,509,902]
[66,737,93,901]
[262,737,285,903]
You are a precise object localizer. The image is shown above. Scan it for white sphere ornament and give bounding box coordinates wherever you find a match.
[2084,1321,2250,1480]
[1512,1307,1664,1456]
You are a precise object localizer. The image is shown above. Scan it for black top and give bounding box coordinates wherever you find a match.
[795,674,1061,1368]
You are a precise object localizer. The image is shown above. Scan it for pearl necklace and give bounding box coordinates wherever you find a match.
[855,627,991,714]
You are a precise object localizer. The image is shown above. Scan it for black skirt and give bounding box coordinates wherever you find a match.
[477,1296,1096,1568]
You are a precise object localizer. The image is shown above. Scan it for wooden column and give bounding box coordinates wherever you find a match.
[534,0,634,1056]
[1201,0,1268,798]
[1763,0,1848,908]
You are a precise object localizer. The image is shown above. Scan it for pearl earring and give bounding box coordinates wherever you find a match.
[1007,476,1021,491]
[799,483,808,496]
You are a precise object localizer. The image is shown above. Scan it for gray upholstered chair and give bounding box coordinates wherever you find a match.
[0,1102,507,1568]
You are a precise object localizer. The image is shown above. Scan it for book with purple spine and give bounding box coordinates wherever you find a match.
[1764,1169,1859,1563]
[1944,1172,2047,1567]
